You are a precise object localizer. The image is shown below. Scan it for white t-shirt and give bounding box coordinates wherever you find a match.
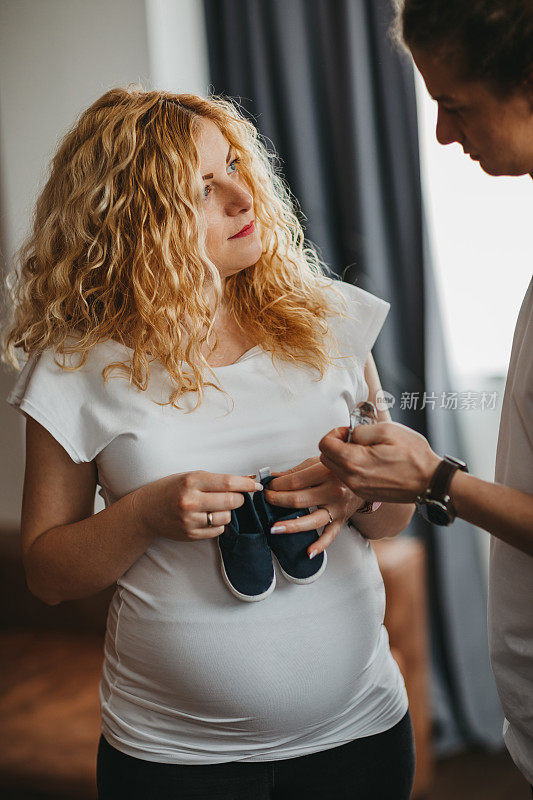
[488,275,533,784]
[6,278,408,764]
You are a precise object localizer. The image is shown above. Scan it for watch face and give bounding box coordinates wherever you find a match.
[427,500,452,526]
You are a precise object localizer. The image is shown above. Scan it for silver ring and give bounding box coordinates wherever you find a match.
[207,512,213,527]
[319,506,333,524]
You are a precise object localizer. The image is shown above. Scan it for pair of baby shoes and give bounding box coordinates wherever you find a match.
[217,467,327,602]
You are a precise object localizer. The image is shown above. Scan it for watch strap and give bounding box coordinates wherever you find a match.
[430,455,468,498]
[430,458,458,500]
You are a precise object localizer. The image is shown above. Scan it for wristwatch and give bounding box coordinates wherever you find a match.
[415,454,468,526]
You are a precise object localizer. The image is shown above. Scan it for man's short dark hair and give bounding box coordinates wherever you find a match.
[391,0,533,94]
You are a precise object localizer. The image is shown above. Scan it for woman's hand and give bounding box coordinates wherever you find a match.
[139,471,262,542]
[264,457,366,557]
[319,422,442,502]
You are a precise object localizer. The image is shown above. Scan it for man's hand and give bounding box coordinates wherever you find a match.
[319,421,442,503]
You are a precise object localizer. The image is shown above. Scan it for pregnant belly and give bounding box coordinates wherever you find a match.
[105,583,385,736]
[102,530,387,741]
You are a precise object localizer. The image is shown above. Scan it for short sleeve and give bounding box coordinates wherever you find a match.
[326,279,391,364]
[5,347,117,464]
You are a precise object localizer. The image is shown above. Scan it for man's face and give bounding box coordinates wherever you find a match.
[412,46,533,177]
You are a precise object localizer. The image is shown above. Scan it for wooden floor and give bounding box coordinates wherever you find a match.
[427,748,532,800]
[2,748,532,800]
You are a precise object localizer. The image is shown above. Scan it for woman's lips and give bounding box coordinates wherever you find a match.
[229,220,254,239]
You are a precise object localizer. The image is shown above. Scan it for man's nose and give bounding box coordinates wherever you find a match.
[435,107,461,146]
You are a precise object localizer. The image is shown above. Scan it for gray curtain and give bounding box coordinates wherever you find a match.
[203,0,503,753]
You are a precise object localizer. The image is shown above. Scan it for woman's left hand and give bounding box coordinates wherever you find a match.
[264,457,365,556]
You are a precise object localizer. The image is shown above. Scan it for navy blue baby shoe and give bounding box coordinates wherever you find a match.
[253,467,327,584]
[218,490,276,602]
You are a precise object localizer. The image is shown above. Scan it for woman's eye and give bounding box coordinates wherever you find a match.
[204,158,241,200]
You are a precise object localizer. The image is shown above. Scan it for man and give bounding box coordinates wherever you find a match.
[319,0,533,791]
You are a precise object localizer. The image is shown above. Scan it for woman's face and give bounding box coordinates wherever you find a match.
[196,117,262,281]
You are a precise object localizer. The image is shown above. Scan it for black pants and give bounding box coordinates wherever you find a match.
[97,709,415,800]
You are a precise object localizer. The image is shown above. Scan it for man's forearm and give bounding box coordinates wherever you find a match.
[349,501,415,540]
[449,470,533,556]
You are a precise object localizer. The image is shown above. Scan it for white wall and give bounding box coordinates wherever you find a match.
[145,0,210,96]
[0,0,209,527]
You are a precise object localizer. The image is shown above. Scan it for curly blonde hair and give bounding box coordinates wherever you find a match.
[1,85,353,411]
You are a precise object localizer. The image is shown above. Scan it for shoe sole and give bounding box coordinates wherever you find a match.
[217,540,276,602]
[271,548,327,584]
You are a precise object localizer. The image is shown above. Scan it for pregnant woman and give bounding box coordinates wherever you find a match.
[3,87,416,799]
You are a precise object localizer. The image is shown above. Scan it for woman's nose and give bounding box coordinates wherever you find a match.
[435,106,461,146]
[225,181,253,212]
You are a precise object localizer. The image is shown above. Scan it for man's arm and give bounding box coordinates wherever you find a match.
[319,410,533,555]
[449,470,533,556]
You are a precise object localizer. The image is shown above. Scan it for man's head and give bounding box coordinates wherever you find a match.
[393,0,533,176]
